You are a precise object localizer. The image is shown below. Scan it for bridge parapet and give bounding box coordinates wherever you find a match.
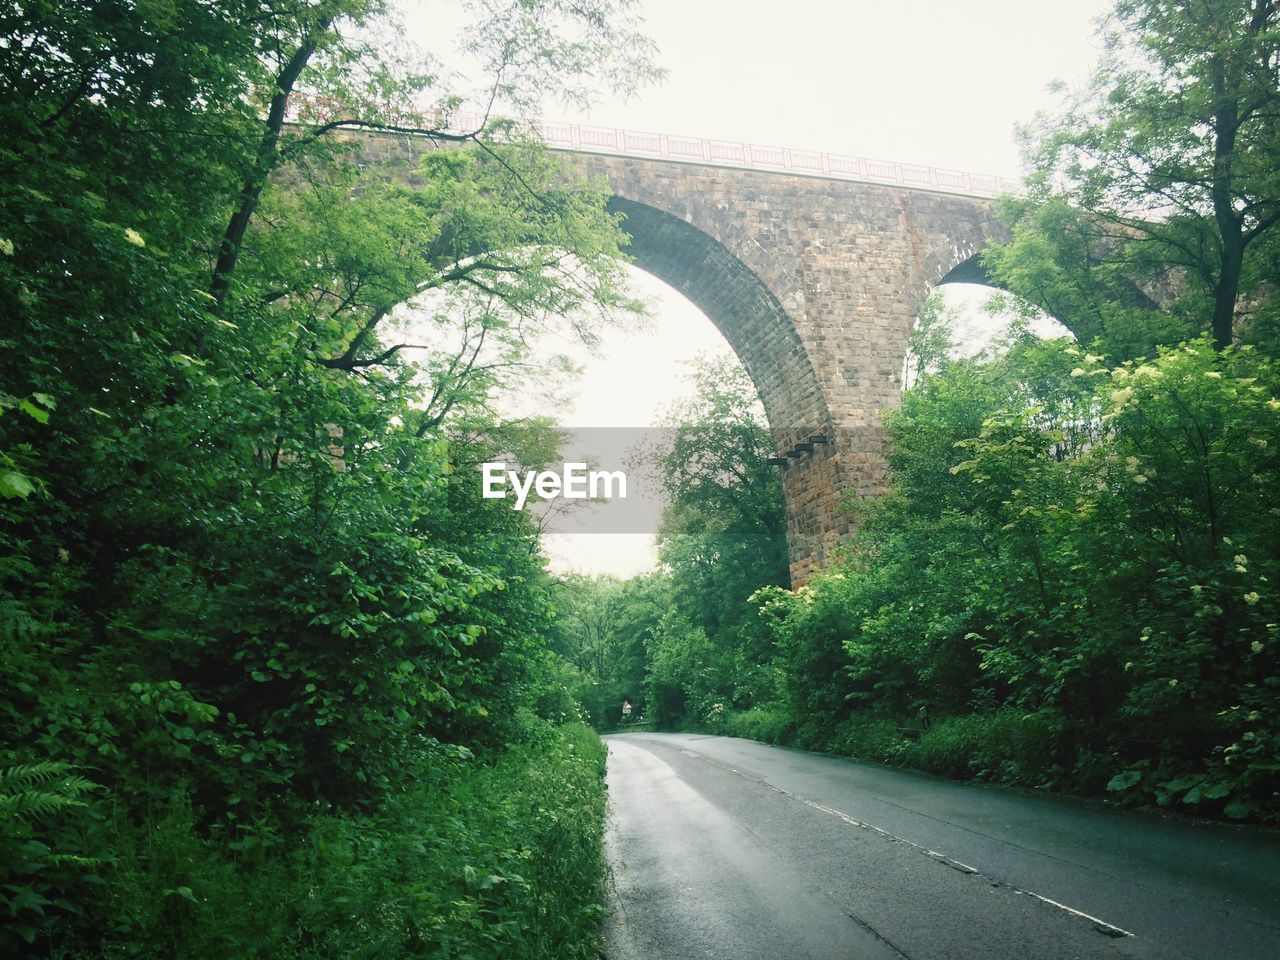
[540,121,1018,198]
[462,113,1021,198]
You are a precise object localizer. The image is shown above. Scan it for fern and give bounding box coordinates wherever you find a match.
[0,761,104,947]
[0,761,100,826]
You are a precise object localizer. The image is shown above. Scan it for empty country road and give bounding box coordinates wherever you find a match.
[602,733,1280,960]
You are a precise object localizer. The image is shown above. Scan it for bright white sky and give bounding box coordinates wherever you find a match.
[397,0,1112,577]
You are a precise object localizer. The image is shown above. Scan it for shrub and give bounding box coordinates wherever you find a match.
[823,715,913,766]
[721,703,795,744]
[909,710,1063,785]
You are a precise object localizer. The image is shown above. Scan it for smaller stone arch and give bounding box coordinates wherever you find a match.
[908,219,1011,324]
[939,251,997,287]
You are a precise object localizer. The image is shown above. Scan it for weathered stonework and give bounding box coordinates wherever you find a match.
[346,131,1007,585]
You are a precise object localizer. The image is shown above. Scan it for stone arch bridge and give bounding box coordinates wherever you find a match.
[348,125,1012,585]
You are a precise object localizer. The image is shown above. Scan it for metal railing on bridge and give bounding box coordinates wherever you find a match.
[289,97,1021,198]
[531,118,1021,198]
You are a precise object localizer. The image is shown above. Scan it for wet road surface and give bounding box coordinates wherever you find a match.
[602,733,1280,960]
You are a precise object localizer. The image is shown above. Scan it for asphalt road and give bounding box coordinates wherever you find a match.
[602,733,1280,960]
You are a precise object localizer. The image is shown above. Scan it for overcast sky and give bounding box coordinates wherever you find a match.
[552,0,1112,179]
[398,0,1113,577]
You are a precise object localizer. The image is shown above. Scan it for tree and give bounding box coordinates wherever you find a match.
[638,358,789,725]
[205,0,658,316]
[655,357,790,612]
[902,290,959,389]
[990,0,1280,353]
[752,329,1280,816]
[548,573,657,725]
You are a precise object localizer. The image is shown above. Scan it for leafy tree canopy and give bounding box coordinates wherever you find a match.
[987,0,1280,355]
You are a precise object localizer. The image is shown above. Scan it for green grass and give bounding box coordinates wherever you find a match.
[33,721,608,959]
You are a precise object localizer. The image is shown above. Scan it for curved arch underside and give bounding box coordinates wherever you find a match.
[939,251,997,287]
[607,197,832,438]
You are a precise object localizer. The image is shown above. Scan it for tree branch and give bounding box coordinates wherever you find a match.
[208,17,334,319]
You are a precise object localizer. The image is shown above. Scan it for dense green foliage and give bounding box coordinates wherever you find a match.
[756,331,1280,819]
[571,318,1280,822]
[6,1,1280,953]
[0,1,653,954]
[640,359,790,728]
[3,723,607,958]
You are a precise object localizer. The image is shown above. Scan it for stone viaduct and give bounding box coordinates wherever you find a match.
[347,125,1012,585]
